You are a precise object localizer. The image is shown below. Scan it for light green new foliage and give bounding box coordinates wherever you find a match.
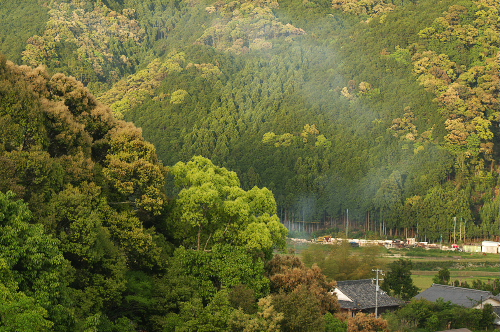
[170,156,287,253]
[98,54,187,116]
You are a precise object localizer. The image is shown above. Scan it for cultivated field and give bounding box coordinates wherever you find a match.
[384,248,500,291]
[289,239,500,291]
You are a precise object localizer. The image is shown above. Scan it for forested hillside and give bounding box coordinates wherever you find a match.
[125,0,496,242]
[0,0,498,330]
[0,55,294,330]
[0,0,499,238]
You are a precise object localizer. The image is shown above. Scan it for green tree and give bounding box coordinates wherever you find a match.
[479,303,495,330]
[324,312,348,332]
[386,298,433,330]
[170,156,287,254]
[22,1,146,85]
[381,259,419,300]
[228,296,284,332]
[433,267,450,285]
[173,290,236,332]
[0,1,49,63]
[42,183,128,321]
[151,244,271,330]
[150,243,271,330]
[387,298,494,331]
[0,191,72,330]
[0,281,53,332]
[103,122,167,215]
[373,171,403,235]
[272,286,326,332]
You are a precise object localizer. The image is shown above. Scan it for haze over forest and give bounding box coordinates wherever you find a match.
[0,0,498,330]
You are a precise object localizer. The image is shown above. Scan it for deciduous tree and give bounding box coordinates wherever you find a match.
[381,259,419,301]
[170,156,287,254]
[433,267,450,285]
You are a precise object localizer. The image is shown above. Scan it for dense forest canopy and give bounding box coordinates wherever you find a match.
[0,0,498,329]
[0,54,290,331]
[0,0,499,239]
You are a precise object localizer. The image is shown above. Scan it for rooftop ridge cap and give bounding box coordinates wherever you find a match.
[430,283,493,294]
[338,279,373,283]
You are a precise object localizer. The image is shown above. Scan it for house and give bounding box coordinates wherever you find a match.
[435,329,473,332]
[414,284,500,309]
[415,284,500,327]
[331,279,403,316]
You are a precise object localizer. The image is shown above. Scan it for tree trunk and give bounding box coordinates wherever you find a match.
[197,225,202,251]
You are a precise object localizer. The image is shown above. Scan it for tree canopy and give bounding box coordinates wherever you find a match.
[0,0,498,329]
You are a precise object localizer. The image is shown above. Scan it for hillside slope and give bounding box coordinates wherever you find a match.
[0,0,499,241]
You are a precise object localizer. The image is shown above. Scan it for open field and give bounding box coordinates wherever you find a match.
[412,270,500,290]
[288,240,500,291]
[385,248,500,290]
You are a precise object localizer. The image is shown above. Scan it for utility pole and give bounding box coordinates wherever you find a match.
[464,220,467,243]
[459,219,462,243]
[372,269,383,317]
[453,216,457,244]
[346,208,349,240]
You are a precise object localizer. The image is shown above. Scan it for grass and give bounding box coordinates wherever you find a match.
[412,272,500,291]
[390,247,500,290]
[406,247,500,290]
[412,274,434,290]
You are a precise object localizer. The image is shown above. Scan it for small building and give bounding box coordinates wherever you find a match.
[414,284,500,309]
[482,241,500,254]
[415,284,500,327]
[332,279,403,316]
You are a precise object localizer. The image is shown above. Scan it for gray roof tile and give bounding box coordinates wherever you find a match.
[335,279,403,310]
[414,284,493,308]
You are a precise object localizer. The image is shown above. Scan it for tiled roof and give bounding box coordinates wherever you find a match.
[334,279,403,310]
[414,284,493,308]
[493,306,500,315]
